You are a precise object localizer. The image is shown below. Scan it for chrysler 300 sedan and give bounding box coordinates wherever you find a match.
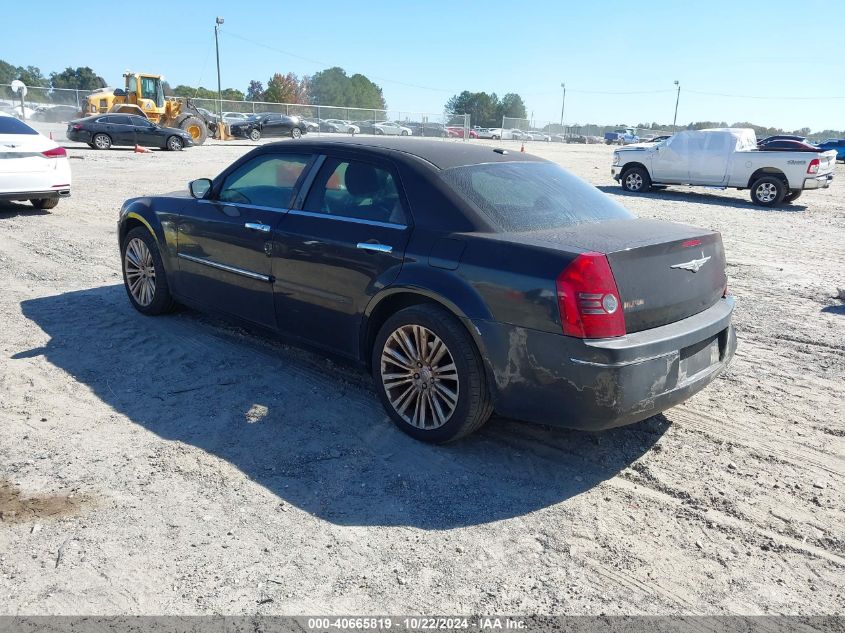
[118,138,736,443]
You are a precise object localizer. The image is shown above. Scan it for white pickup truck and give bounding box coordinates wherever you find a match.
[611,128,836,206]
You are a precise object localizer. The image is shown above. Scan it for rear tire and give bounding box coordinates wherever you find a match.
[121,227,175,316]
[750,176,786,206]
[291,127,302,139]
[372,304,493,444]
[783,189,802,204]
[621,166,651,193]
[30,198,59,210]
[92,133,111,150]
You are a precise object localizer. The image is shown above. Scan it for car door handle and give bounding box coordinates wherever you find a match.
[357,242,392,254]
[245,222,271,233]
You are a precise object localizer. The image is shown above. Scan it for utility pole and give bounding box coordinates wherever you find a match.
[560,82,566,136]
[215,16,225,137]
[673,80,680,131]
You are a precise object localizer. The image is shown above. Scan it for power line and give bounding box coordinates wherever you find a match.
[686,89,845,101]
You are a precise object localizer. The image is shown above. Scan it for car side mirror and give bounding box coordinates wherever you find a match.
[189,178,212,199]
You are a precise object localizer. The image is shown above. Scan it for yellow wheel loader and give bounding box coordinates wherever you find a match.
[82,71,218,145]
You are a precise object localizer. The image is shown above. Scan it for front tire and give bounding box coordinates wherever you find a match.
[750,176,786,207]
[166,135,184,151]
[372,305,493,443]
[621,166,651,193]
[30,198,59,210]
[249,128,261,142]
[291,127,302,139]
[121,227,174,316]
[92,133,112,150]
[178,116,207,145]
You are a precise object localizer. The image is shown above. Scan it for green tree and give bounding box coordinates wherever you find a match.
[50,67,104,91]
[264,73,300,103]
[445,91,500,127]
[496,93,527,120]
[16,65,49,88]
[221,88,245,101]
[308,67,385,109]
[246,80,264,101]
[0,59,16,84]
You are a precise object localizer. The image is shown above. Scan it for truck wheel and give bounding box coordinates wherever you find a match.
[750,176,785,206]
[621,166,651,193]
[179,116,208,145]
[783,189,802,204]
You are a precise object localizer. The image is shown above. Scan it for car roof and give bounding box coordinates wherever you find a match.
[262,137,547,170]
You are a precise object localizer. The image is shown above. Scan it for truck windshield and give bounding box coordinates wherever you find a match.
[441,162,634,232]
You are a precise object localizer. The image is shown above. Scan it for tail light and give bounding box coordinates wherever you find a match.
[556,252,626,338]
[41,147,67,158]
[807,158,820,174]
[72,124,83,130]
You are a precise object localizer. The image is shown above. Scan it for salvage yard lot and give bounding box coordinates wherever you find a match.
[0,130,843,615]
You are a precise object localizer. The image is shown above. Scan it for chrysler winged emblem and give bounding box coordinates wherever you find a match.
[670,251,711,273]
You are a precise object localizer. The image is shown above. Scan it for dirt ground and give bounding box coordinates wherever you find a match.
[0,124,843,616]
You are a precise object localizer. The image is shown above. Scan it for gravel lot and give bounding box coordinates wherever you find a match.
[1,125,843,616]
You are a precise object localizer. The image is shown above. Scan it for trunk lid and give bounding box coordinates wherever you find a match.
[518,218,727,333]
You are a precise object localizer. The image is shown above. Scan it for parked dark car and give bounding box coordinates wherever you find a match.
[228,113,308,141]
[33,105,80,123]
[758,134,807,144]
[67,114,193,150]
[815,138,845,161]
[757,139,820,152]
[402,122,449,138]
[117,138,736,443]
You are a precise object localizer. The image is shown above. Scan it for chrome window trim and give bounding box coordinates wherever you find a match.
[197,199,289,214]
[286,209,407,230]
[177,253,271,282]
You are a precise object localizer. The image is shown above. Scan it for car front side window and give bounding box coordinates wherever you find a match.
[217,154,312,209]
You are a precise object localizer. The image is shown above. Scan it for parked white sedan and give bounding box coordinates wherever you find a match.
[324,119,360,134]
[374,121,412,136]
[0,113,71,210]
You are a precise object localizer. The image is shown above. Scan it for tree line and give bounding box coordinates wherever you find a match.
[444,91,528,127]
[1,58,387,110]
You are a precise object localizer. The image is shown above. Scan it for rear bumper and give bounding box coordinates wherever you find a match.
[470,297,736,431]
[802,173,833,190]
[0,189,71,201]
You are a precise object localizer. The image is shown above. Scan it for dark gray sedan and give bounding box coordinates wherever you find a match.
[67,114,194,150]
[117,138,736,443]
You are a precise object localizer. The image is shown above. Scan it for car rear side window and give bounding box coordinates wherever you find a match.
[441,162,633,232]
[303,158,407,225]
[219,154,312,209]
[0,117,38,135]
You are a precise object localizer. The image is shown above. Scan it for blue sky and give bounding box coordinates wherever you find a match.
[4,0,844,131]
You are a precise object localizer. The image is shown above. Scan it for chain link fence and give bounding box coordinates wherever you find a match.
[1,83,669,144]
[190,97,470,140]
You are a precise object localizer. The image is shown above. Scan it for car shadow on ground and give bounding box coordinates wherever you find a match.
[821,304,845,315]
[16,285,669,529]
[0,201,50,217]
[595,185,809,212]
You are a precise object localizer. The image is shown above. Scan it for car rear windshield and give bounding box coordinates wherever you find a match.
[441,161,633,232]
[0,116,38,135]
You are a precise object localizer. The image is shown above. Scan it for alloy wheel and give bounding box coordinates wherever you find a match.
[380,324,459,429]
[124,237,156,307]
[756,182,777,203]
[625,172,643,191]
